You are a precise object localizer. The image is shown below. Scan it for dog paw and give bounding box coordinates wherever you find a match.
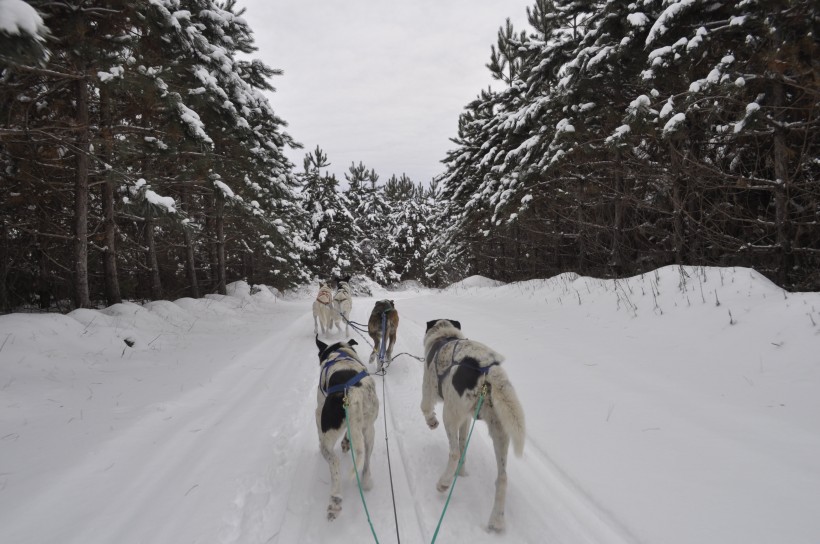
[341,436,350,452]
[436,480,450,493]
[458,466,469,477]
[327,496,342,520]
[426,417,439,430]
[362,473,373,491]
[488,516,506,533]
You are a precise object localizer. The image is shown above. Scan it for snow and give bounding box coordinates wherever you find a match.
[556,118,575,134]
[626,13,649,28]
[606,124,631,145]
[146,191,177,213]
[659,98,675,119]
[177,102,214,145]
[0,0,45,38]
[663,112,686,135]
[214,180,235,199]
[1,267,819,544]
[627,95,651,115]
[97,66,124,83]
[131,178,177,213]
[646,0,697,46]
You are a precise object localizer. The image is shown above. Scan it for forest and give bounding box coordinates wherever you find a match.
[1,0,818,313]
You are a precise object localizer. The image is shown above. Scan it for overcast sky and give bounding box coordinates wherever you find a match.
[235,0,534,185]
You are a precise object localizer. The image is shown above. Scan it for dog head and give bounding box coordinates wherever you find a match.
[425,319,461,333]
[372,299,395,314]
[315,335,358,364]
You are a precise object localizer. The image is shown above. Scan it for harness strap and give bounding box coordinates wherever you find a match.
[319,352,362,396]
[324,369,369,396]
[425,337,460,366]
[333,285,352,303]
[378,311,388,366]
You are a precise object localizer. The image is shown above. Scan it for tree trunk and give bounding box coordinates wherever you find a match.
[144,210,163,300]
[203,192,216,292]
[181,186,200,298]
[611,154,626,273]
[37,240,51,310]
[99,84,122,305]
[73,77,91,308]
[183,226,199,298]
[215,189,226,295]
[669,141,687,265]
[772,80,792,286]
[0,221,9,311]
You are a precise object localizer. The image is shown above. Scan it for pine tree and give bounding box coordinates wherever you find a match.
[300,147,361,278]
[386,178,431,282]
[345,162,391,279]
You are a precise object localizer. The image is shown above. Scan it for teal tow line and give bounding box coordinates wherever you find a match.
[430,384,488,544]
[344,397,380,544]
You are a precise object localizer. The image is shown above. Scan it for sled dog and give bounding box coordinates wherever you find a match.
[332,276,353,336]
[422,319,525,532]
[313,281,334,335]
[367,299,399,371]
[315,336,378,520]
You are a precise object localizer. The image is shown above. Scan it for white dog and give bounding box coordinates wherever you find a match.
[332,276,353,336]
[422,319,525,532]
[313,281,334,335]
[315,337,378,520]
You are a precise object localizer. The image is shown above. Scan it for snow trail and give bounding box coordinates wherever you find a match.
[2,269,818,544]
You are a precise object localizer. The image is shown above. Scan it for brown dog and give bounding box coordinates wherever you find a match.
[367,300,399,371]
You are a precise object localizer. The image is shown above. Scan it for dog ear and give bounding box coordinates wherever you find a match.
[450,319,462,330]
[315,335,328,353]
[348,339,358,346]
[426,320,438,332]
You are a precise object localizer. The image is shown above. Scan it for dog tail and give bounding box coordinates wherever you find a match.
[487,365,525,457]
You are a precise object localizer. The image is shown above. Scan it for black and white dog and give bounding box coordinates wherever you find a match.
[422,319,525,532]
[315,336,378,520]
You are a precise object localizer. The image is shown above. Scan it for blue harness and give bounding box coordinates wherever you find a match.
[319,352,369,397]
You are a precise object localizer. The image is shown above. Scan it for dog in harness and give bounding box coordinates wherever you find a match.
[367,299,399,372]
[313,281,334,335]
[315,336,378,521]
[332,276,353,336]
[422,319,525,532]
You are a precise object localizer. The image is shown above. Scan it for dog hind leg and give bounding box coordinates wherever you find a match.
[386,329,396,361]
[420,382,439,429]
[360,421,375,490]
[485,413,510,532]
[436,405,468,492]
[320,433,343,520]
[457,418,470,477]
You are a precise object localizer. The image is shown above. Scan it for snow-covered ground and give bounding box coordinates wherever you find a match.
[1,266,818,544]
